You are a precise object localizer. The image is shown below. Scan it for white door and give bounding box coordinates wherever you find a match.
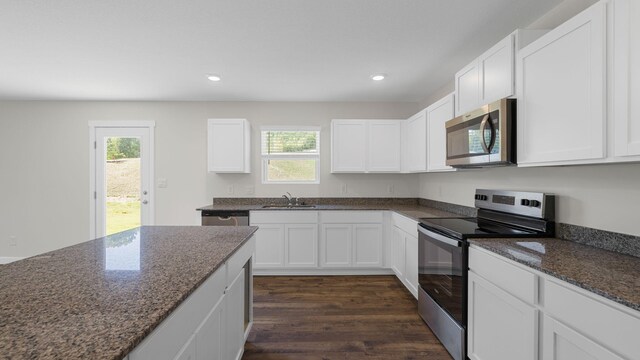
[226,269,246,360]
[479,34,515,104]
[320,224,352,267]
[404,233,419,298]
[405,111,427,172]
[196,296,226,360]
[352,224,383,267]
[427,93,456,172]
[468,271,538,360]
[284,224,318,267]
[542,315,623,360]
[367,120,402,172]
[331,120,367,172]
[391,227,406,279]
[253,224,285,268]
[455,60,481,116]
[92,125,153,238]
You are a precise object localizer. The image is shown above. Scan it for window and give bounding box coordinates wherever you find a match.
[261,127,320,184]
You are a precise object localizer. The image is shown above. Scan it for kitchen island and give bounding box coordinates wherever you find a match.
[0,226,257,360]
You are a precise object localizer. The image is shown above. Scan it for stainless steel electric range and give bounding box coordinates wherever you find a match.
[417,189,555,360]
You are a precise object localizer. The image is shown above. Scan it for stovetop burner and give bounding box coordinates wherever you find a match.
[418,217,544,240]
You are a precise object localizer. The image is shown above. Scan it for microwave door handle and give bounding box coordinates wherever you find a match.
[479,115,490,153]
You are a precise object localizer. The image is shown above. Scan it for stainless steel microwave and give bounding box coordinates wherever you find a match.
[445,98,516,168]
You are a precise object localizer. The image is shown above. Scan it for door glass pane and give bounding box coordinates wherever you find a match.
[105,137,141,235]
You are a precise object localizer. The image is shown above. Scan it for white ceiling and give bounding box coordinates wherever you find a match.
[0,0,563,102]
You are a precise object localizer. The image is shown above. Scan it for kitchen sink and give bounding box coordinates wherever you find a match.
[261,204,316,209]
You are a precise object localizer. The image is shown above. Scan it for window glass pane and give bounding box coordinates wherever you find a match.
[266,159,317,182]
[261,130,319,155]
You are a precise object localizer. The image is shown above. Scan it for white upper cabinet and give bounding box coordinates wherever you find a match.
[368,120,402,172]
[455,61,482,116]
[331,119,402,173]
[517,2,606,166]
[479,35,515,105]
[404,110,428,172]
[207,119,251,173]
[331,120,367,172]
[427,93,456,172]
[455,33,516,116]
[612,0,640,158]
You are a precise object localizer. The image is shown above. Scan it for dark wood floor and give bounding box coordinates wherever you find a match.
[242,276,453,360]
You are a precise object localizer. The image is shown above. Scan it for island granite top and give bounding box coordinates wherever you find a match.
[0,225,258,360]
[470,237,640,312]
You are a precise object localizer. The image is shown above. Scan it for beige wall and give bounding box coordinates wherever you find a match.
[0,101,420,257]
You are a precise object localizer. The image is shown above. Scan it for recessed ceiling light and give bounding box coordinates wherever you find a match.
[207,74,222,82]
[371,74,386,81]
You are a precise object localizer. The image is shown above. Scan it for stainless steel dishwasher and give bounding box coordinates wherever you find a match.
[201,210,249,226]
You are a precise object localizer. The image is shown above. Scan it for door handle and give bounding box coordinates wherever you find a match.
[479,115,495,153]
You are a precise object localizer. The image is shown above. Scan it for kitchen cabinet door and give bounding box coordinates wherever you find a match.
[174,335,196,360]
[404,111,427,172]
[517,2,606,166]
[331,120,367,172]
[195,296,225,360]
[226,269,246,360]
[284,224,318,268]
[320,224,352,267]
[612,0,640,158]
[352,224,383,267]
[426,93,455,172]
[252,224,285,268]
[207,119,250,173]
[367,120,402,172]
[455,60,481,116]
[542,315,623,360]
[403,233,418,298]
[391,227,405,279]
[468,271,537,360]
[479,34,515,104]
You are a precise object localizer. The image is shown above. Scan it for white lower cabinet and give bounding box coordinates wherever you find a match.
[352,224,383,267]
[542,315,624,360]
[391,227,405,279]
[128,238,254,360]
[469,245,640,360]
[226,268,246,360]
[467,271,537,360]
[320,223,383,268]
[285,224,318,267]
[320,224,352,267]
[195,296,225,360]
[390,213,419,298]
[253,224,284,268]
[251,211,318,270]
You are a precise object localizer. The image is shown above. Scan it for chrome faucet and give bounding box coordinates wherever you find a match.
[282,192,293,206]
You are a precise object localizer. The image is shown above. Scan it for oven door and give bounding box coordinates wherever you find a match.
[418,225,467,325]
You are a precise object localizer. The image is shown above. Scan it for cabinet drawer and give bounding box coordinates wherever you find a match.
[391,212,418,235]
[469,246,537,304]
[320,211,383,224]
[227,236,255,286]
[250,210,318,224]
[543,278,640,359]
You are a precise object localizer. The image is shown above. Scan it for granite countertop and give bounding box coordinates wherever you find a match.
[470,238,640,312]
[0,226,258,360]
[196,203,463,221]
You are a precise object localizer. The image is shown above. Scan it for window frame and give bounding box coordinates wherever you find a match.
[260,126,321,184]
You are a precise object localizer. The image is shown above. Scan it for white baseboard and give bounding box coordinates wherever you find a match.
[253,268,395,276]
[0,257,25,264]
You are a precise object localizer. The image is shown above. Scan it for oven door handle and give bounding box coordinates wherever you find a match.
[418,226,463,247]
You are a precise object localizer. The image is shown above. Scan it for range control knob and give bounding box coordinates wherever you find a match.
[521,199,530,206]
[476,194,488,201]
[530,200,541,207]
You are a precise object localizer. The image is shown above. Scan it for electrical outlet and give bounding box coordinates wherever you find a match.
[341,184,348,194]
[387,184,395,194]
[227,185,234,195]
[9,236,17,247]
